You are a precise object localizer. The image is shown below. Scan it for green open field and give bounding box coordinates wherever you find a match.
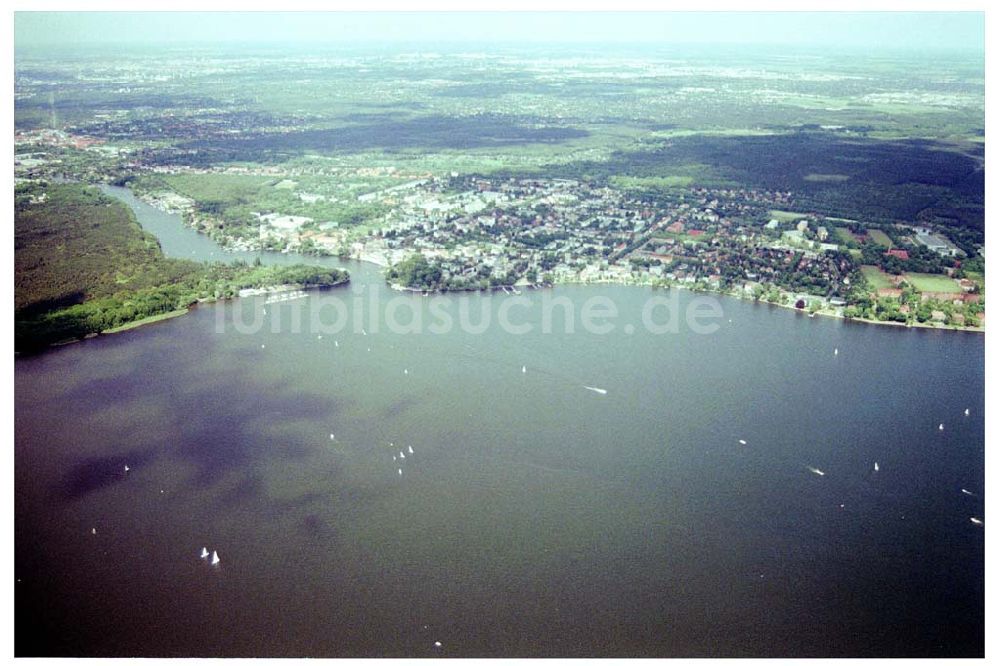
[867,229,893,248]
[904,272,962,293]
[861,265,895,289]
[769,210,808,222]
[160,173,276,204]
[834,227,858,244]
[611,175,694,189]
[803,173,850,182]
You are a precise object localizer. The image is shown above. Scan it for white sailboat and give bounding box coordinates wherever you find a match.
[408,445,414,455]
[738,439,747,445]
[200,547,209,559]
[939,423,945,431]
[964,408,970,416]
[584,386,608,395]
[807,466,826,476]
[211,551,220,565]
[522,365,527,374]
[874,462,879,472]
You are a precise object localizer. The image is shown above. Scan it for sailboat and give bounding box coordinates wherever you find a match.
[211,551,220,565]
[965,408,970,416]
[408,445,414,455]
[874,462,879,472]
[522,365,527,374]
[584,386,608,395]
[939,423,945,431]
[200,547,209,559]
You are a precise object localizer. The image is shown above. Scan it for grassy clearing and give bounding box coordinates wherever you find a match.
[803,173,850,182]
[904,272,962,293]
[611,175,694,189]
[861,265,895,289]
[102,308,190,334]
[648,128,782,139]
[160,173,275,204]
[867,229,893,248]
[769,210,808,222]
[834,227,858,244]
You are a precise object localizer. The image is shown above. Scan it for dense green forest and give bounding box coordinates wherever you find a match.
[14,183,349,352]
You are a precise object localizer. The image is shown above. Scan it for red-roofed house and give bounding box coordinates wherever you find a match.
[885,249,909,260]
[688,229,705,237]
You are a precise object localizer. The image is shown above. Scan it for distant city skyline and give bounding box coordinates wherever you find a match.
[14,11,985,52]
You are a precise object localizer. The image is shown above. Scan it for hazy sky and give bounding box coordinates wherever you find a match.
[14,11,985,51]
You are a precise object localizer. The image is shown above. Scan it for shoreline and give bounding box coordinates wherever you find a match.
[101,307,191,335]
[17,279,352,356]
[116,181,987,336]
[365,253,984,334]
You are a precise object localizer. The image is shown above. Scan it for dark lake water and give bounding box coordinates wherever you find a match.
[14,186,985,657]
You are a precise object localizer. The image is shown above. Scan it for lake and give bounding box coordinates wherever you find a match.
[14,186,984,657]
